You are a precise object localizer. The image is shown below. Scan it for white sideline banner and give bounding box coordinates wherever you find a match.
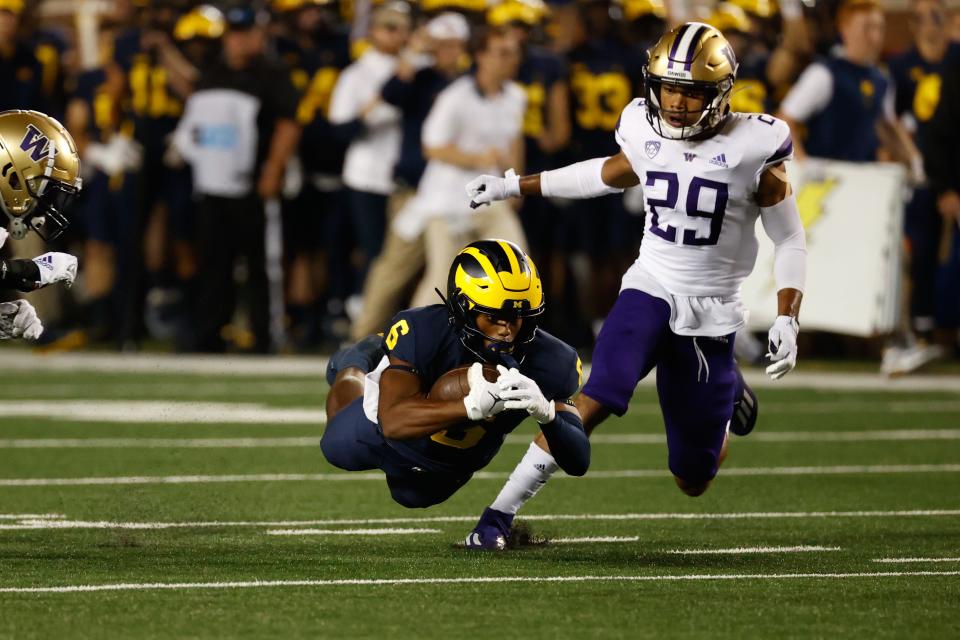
[741,159,906,337]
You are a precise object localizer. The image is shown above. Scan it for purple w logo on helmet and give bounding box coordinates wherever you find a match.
[19,124,56,162]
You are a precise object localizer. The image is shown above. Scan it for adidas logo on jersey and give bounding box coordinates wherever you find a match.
[35,255,54,270]
[709,153,728,168]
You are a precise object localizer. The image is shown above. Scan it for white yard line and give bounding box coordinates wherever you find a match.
[5,429,960,449]
[5,381,324,397]
[0,352,332,376]
[1,464,958,487]
[0,509,956,531]
[550,536,640,544]
[1,571,958,594]
[666,545,840,555]
[0,437,322,449]
[265,528,440,536]
[0,401,326,424]
[872,557,960,564]
[0,514,64,520]
[3,351,960,391]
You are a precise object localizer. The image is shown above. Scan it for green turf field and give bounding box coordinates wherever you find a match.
[0,354,958,639]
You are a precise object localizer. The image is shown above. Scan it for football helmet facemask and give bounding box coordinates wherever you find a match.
[442,239,544,364]
[644,22,738,140]
[0,110,82,242]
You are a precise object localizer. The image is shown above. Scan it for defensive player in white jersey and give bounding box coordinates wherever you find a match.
[463,23,807,549]
[0,110,82,340]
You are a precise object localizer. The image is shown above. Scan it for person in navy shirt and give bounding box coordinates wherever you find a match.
[887,0,960,370]
[320,240,588,527]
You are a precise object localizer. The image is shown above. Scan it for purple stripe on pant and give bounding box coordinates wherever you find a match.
[582,288,738,483]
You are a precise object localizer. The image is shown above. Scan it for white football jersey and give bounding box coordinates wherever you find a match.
[616,99,793,299]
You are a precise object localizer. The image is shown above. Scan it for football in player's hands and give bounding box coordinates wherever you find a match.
[430,363,503,422]
[429,363,498,400]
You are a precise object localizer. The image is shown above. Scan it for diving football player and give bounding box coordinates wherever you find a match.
[465,23,807,547]
[321,240,589,545]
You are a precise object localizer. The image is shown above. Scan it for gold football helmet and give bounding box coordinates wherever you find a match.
[644,22,738,139]
[445,239,544,362]
[0,110,81,241]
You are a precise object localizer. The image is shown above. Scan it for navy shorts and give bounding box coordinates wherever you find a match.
[582,288,738,484]
[320,398,472,508]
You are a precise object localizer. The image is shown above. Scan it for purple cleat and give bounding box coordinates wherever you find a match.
[464,507,514,550]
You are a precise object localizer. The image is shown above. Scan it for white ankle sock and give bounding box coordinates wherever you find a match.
[489,442,560,515]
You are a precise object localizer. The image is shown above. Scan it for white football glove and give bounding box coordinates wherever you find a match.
[32,252,78,289]
[766,315,799,380]
[466,169,520,209]
[496,365,556,424]
[0,227,8,249]
[85,135,144,176]
[0,299,43,340]
[463,362,506,421]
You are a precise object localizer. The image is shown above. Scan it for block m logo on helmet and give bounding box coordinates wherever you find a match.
[19,124,56,162]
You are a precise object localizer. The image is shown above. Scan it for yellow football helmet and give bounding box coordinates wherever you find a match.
[729,0,777,19]
[445,239,544,361]
[487,0,549,27]
[0,0,24,15]
[420,0,487,15]
[174,5,225,41]
[0,110,81,242]
[706,2,753,34]
[644,22,738,139]
[272,0,336,12]
[620,0,666,22]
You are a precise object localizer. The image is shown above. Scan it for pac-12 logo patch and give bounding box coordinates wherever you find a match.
[644,140,660,158]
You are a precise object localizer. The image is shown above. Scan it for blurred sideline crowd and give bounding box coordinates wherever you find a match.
[1,0,959,371]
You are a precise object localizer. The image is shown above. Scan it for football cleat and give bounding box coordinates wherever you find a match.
[464,507,514,551]
[325,334,385,385]
[729,366,758,436]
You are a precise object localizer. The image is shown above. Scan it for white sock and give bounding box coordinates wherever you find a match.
[490,442,560,515]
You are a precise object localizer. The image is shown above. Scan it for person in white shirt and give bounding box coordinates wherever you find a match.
[328,1,411,286]
[396,28,528,308]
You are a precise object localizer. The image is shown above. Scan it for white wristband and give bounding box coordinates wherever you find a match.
[504,169,521,198]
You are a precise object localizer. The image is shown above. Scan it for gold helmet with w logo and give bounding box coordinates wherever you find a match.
[444,239,544,362]
[0,110,82,241]
[644,23,738,139]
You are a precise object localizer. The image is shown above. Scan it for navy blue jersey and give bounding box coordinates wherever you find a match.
[73,68,136,191]
[567,37,644,161]
[0,42,44,112]
[276,31,351,175]
[516,46,568,172]
[30,27,69,118]
[888,43,960,150]
[112,28,183,152]
[379,305,581,474]
[804,55,889,162]
[381,66,457,188]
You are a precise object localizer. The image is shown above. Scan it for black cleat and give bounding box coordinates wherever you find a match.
[730,366,758,436]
